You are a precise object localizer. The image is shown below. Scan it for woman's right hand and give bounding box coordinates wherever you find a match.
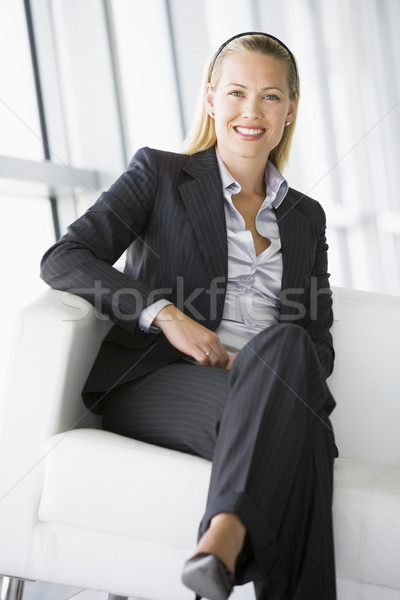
[152,304,229,368]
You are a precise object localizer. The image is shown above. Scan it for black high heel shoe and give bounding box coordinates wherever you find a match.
[181,552,234,600]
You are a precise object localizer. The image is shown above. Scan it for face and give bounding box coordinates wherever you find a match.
[206,51,297,166]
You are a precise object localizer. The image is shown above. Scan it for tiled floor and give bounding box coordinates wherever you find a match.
[25,583,107,600]
[0,578,120,600]
[1,573,255,599]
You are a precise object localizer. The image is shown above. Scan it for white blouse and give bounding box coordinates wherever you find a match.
[214,152,288,355]
[139,152,289,357]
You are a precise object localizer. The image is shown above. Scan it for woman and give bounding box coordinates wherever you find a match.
[41,32,337,600]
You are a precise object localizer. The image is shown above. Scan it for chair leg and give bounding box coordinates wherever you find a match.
[0,577,25,600]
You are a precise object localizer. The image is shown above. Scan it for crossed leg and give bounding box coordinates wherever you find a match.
[102,323,336,599]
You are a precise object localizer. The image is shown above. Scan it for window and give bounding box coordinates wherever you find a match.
[0,0,43,160]
[111,0,183,156]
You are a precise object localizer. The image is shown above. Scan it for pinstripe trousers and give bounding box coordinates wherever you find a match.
[102,323,337,600]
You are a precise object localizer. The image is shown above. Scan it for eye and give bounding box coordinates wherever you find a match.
[264,94,280,101]
[229,90,243,97]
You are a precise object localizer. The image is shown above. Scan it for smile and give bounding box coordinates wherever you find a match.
[234,126,265,136]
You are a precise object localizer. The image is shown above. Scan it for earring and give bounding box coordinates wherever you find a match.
[285,121,291,126]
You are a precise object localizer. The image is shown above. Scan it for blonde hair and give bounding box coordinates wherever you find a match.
[183,33,299,173]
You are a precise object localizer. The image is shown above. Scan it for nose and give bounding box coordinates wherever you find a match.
[242,96,262,119]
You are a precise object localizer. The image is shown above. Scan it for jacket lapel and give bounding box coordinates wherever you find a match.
[178,153,315,320]
[179,147,228,282]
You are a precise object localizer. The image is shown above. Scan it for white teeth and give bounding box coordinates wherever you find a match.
[235,127,264,136]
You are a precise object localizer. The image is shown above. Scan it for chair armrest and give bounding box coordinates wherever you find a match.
[329,287,400,463]
[1,288,112,433]
[0,289,112,492]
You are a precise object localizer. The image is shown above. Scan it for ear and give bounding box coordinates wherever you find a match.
[285,94,298,124]
[205,83,215,118]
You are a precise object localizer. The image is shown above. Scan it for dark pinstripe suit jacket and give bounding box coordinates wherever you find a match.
[41,146,334,412]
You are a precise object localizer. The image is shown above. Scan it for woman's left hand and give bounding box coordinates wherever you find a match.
[225,353,238,370]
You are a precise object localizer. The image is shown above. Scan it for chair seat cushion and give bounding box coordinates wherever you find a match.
[39,429,400,590]
[39,428,211,549]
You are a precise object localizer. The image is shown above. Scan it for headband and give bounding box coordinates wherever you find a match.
[208,31,298,84]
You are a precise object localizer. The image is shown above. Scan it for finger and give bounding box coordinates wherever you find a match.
[207,349,220,368]
[197,348,216,367]
[195,349,213,366]
[203,347,229,369]
[225,353,238,370]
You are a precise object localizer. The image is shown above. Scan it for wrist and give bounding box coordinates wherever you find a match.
[139,299,173,333]
[152,304,181,328]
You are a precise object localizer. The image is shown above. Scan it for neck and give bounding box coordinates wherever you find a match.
[216,146,268,197]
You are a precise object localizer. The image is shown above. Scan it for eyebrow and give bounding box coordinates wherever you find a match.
[225,83,285,93]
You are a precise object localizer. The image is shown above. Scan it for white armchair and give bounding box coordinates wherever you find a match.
[0,287,399,600]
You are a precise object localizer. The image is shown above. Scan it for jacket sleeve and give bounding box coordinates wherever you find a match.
[40,147,160,336]
[301,203,335,380]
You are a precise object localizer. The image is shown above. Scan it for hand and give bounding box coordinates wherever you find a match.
[225,353,238,370]
[153,305,229,368]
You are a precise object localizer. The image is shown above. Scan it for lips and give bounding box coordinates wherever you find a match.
[234,126,266,137]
